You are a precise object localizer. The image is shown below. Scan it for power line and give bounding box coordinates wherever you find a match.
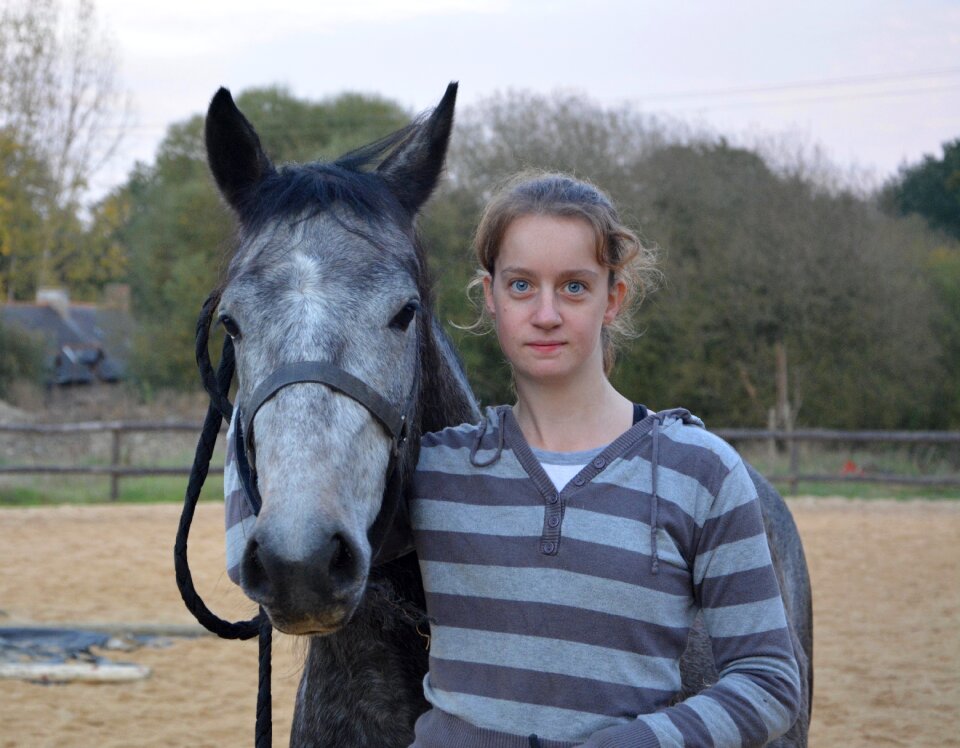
[656,82,960,114]
[635,66,960,103]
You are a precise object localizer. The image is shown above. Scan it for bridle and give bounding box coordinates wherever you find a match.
[175,289,420,747]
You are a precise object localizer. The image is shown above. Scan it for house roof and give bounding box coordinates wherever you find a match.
[1,302,132,385]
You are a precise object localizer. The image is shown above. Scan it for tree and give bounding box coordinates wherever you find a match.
[0,0,130,296]
[0,319,45,399]
[924,246,960,427]
[885,139,960,240]
[626,141,944,429]
[882,139,960,427]
[0,131,54,300]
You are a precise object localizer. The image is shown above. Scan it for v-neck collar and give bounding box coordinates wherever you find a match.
[499,405,657,502]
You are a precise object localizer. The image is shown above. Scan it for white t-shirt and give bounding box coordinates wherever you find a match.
[531,444,605,492]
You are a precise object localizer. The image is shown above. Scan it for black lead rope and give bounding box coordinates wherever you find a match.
[174,297,273,748]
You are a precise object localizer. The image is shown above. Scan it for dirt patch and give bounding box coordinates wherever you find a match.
[0,499,957,747]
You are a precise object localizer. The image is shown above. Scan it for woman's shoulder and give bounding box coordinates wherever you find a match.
[653,407,743,472]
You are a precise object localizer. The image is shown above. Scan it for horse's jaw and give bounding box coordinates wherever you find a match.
[266,605,361,637]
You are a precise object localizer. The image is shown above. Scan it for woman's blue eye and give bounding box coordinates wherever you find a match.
[509,279,530,293]
[566,281,585,294]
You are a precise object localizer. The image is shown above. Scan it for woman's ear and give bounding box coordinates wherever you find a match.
[482,273,496,318]
[604,278,627,324]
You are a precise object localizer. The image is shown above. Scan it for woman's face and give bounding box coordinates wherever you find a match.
[483,213,625,390]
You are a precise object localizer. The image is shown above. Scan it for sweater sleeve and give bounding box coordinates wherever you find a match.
[223,412,256,585]
[581,458,802,748]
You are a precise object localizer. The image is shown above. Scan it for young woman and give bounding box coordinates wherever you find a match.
[407,172,801,747]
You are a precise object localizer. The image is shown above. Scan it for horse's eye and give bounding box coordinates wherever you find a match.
[389,300,420,331]
[219,314,241,339]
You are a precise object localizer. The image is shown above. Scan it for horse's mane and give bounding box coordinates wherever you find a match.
[237,121,421,234]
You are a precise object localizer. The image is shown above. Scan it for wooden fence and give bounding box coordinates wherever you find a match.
[0,420,223,501]
[714,428,960,493]
[1,421,958,499]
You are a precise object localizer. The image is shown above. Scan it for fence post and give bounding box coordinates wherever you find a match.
[110,428,121,501]
[767,409,777,467]
[788,431,799,496]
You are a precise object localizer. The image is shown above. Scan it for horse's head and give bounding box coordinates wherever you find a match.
[206,84,457,635]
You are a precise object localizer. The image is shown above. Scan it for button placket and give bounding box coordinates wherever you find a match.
[541,490,562,555]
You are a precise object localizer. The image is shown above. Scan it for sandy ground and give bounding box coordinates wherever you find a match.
[0,499,957,747]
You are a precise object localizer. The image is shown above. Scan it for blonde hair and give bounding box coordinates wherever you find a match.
[469,170,658,373]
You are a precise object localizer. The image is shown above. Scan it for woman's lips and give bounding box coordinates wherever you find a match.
[527,341,565,353]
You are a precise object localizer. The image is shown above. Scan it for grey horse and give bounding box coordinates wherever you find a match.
[204,83,811,746]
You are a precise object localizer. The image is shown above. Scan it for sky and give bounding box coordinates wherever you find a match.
[88,0,960,198]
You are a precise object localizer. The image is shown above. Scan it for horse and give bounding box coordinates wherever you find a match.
[204,83,812,747]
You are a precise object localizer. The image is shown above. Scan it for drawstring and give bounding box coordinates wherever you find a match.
[469,408,504,467]
[470,404,668,574]
[650,417,661,575]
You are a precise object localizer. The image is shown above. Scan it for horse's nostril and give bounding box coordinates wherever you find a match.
[329,533,355,580]
[241,538,272,600]
[248,541,263,571]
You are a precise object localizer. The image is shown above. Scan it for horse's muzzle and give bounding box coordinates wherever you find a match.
[240,528,367,634]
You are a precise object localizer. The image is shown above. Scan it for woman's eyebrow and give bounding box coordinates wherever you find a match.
[499,265,600,280]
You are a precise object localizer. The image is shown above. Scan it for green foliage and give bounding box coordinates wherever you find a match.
[0,0,129,300]
[0,318,45,398]
[0,130,50,299]
[0,472,224,505]
[924,246,960,426]
[885,139,960,240]
[110,85,956,430]
[619,142,943,429]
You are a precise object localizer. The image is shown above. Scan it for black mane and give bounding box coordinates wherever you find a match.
[236,123,420,233]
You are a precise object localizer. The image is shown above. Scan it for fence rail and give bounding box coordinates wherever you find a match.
[1,421,958,498]
[714,428,960,492]
[0,420,223,500]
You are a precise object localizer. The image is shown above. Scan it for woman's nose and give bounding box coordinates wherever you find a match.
[532,292,561,327]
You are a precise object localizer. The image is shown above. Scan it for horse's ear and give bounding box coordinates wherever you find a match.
[377,82,457,215]
[205,87,274,213]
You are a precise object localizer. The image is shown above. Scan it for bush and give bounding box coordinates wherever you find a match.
[0,320,46,399]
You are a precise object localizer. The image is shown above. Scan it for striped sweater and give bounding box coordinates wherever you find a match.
[409,406,801,748]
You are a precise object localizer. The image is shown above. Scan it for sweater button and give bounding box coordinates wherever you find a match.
[592,457,606,468]
[573,476,585,486]
[547,491,559,504]
[542,541,556,554]
[547,515,560,528]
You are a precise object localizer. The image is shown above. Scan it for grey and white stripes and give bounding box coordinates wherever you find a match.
[409,407,800,747]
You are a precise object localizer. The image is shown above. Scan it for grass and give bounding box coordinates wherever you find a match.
[772,480,960,501]
[0,431,226,506]
[738,440,960,500]
[2,435,957,506]
[0,473,224,506]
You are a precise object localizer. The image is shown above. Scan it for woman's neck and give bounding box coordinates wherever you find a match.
[512,375,633,452]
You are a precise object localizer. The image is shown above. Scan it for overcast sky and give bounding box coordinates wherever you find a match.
[89,0,960,197]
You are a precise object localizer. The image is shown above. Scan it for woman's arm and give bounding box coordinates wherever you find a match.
[581,458,802,748]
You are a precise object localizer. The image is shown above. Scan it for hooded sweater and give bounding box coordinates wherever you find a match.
[408,406,801,748]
